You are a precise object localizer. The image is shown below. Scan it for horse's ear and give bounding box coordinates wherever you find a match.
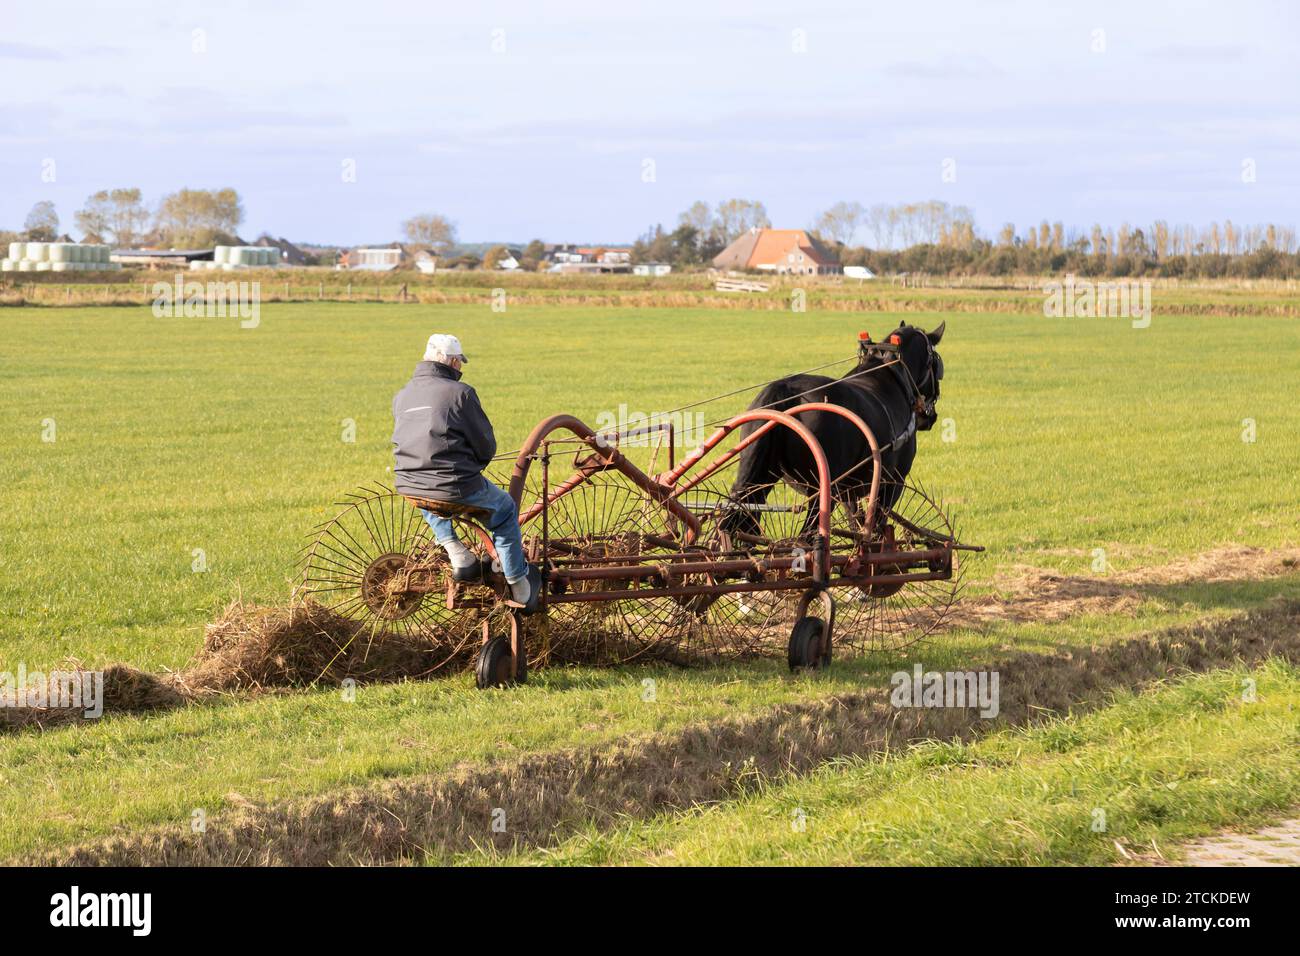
[927,321,946,345]
[898,320,906,329]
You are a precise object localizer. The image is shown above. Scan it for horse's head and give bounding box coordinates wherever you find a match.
[858,321,946,430]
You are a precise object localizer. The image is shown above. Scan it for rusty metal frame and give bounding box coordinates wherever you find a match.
[411,403,953,623]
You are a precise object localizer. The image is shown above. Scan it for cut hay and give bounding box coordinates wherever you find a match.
[177,599,451,694]
[0,664,185,732]
[7,545,1299,735]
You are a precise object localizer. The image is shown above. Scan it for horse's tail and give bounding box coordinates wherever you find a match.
[721,382,793,537]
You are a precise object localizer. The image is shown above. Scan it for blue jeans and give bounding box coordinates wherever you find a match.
[421,479,528,582]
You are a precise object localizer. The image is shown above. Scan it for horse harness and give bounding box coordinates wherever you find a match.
[850,332,944,453]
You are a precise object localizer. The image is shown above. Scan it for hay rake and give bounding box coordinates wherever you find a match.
[301,384,981,688]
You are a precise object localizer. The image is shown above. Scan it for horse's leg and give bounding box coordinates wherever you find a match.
[723,416,783,540]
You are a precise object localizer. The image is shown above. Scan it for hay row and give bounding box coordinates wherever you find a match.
[5,545,1297,733]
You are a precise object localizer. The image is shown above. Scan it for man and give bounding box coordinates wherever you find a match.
[391,333,538,610]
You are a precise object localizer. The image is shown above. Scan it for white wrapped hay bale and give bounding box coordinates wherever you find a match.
[52,261,71,272]
[27,242,48,262]
[1,259,12,271]
[214,246,229,264]
[8,242,23,261]
[49,243,69,262]
[17,260,33,271]
[35,260,52,271]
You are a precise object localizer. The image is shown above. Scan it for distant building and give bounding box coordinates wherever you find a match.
[113,248,214,267]
[341,246,404,271]
[544,244,586,264]
[491,248,524,270]
[414,251,438,274]
[633,262,673,277]
[712,228,841,275]
[254,236,308,266]
[543,244,633,271]
[843,265,876,281]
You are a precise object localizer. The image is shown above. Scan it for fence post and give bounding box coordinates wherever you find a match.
[318,281,324,300]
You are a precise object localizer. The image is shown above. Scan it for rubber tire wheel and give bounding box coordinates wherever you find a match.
[788,616,826,672]
[476,635,523,689]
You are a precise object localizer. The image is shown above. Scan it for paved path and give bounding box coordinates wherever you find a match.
[1180,817,1300,866]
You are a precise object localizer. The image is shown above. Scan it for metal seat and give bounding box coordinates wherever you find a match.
[403,496,493,523]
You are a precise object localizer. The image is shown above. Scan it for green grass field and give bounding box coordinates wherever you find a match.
[1,297,1297,863]
[3,302,1296,671]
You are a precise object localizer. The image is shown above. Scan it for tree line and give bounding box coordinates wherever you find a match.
[6,191,1296,279]
[2,189,244,250]
[628,198,1300,279]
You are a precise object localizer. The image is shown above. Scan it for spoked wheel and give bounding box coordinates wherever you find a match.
[662,479,789,662]
[299,484,480,672]
[833,481,970,653]
[534,473,695,665]
[705,478,863,656]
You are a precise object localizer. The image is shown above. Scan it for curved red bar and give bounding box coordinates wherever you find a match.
[508,413,702,541]
[784,402,882,531]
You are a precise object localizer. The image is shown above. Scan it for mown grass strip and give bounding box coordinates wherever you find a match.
[489,660,1299,866]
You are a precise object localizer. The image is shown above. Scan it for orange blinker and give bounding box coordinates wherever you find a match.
[888,333,901,345]
[858,331,871,342]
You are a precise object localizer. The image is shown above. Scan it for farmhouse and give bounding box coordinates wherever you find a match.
[712,227,841,275]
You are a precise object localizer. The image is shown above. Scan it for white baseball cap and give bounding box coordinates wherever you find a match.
[424,333,468,364]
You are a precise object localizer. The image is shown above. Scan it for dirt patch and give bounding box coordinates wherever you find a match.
[32,598,1300,866]
[952,546,1300,626]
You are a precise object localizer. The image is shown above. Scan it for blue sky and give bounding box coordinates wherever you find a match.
[2,0,1296,245]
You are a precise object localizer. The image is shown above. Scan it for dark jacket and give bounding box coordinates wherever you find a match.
[391,361,497,500]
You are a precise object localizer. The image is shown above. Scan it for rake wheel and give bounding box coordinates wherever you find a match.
[832,480,969,653]
[537,473,703,665]
[299,483,479,671]
[700,478,865,655]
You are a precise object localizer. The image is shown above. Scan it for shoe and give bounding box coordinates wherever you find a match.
[506,564,543,615]
[451,557,485,584]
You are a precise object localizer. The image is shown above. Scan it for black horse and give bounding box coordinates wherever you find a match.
[723,321,946,538]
